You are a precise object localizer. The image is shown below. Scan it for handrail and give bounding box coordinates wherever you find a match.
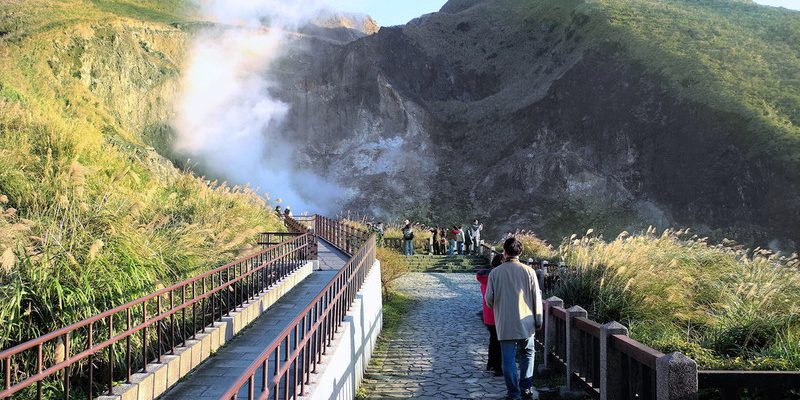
[219,216,377,400]
[611,334,663,370]
[0,234,313,399]
[284,216,311,234]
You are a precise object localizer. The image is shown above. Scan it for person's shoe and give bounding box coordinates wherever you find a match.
[521,388,539,400]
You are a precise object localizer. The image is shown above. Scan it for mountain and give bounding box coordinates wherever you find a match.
[268,0,800,247]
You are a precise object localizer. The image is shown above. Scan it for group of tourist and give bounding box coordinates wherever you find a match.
[477,237,543,400]
[400,219,484,256]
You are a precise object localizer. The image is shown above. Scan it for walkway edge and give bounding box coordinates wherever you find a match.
[98,261,317,400]
[302,260,383,400]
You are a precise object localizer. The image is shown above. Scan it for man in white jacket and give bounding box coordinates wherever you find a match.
[468,219,483,254]
[485,237,543,400]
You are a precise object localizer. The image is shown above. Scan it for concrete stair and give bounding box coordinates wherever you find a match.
[403,255,488,272]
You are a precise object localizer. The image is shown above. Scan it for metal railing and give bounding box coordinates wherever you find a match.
[314,215,369,256]
[259,232,304,247]
[284,216,312,235]
[0,234,313,400]
[220,216,377,400]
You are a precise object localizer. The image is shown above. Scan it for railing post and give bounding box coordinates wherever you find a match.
[542,296,563,371]
[600,321,628,400]
[656,352,698,400]
[562,305,588,396]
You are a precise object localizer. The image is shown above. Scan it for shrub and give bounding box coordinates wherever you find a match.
[515,233,557,262]
[376,247,408,297]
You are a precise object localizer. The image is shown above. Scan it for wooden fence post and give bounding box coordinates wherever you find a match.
[562,305,588,396]
[543,297,563,371]
[656,352,698,400]
[600,321,628,400]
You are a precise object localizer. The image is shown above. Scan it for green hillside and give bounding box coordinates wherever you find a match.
[0,0,283,351]
[502,0,800,157]
[597,0,800,159]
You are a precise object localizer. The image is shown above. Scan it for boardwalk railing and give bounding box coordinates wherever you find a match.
[220,216,377,400]
[0,234,313,400]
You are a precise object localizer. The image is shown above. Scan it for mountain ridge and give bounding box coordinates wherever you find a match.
[269,0,800,248]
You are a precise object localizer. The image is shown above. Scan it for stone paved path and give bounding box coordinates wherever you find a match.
[362,273,563,400]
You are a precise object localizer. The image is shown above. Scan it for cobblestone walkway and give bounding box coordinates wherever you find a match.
[362,273,557,399]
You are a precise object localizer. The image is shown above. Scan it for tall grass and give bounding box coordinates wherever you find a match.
[0,0,284,355]
[554,228,800,369]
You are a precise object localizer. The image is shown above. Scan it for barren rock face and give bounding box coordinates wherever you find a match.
[264,0,798,247]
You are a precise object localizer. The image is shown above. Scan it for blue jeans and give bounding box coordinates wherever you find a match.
[448,240,456,256]
[457,242,464,255]
[403,240,414,256]
[500,336,535,399]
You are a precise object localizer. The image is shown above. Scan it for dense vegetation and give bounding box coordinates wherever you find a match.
[522,229,800,370]
[0,0,283,355]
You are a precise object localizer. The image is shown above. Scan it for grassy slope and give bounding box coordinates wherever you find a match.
[591,0,800,161]
[0,0,283,349]
[505,0,800,159]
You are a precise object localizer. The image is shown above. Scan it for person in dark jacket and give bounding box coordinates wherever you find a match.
[431,226,441,255]
[402,220,414,256]
[477,253,505,375]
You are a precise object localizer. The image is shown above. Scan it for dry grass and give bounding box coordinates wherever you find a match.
[554,227,800,369]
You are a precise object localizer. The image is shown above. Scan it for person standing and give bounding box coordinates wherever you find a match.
[455,225,465,255]
[477,254,505,376]
[485,238,543,400]
[469,219,483,255]
[402,220,414,256]
[439,228,449,255]
[431,226,441,255]
[446,226,456,256]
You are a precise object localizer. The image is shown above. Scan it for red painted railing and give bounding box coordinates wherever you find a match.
[219,216,376,400]
[0,233,313,400]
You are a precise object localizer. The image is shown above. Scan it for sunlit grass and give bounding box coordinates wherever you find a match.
[554,228,800,370]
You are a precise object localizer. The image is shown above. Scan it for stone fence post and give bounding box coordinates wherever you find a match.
[657,352,698,400]
[562,305,587,396]
[542,297,563,371]
[600,321,628,400]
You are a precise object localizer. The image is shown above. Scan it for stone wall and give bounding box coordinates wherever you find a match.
[303,261,383,400]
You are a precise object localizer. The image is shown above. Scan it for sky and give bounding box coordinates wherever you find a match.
[340,0,799,27]
[339,0,448,26]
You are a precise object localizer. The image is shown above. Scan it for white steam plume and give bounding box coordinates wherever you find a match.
[173,0,343,213]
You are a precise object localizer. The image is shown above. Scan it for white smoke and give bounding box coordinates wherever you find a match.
[173,0,345,213]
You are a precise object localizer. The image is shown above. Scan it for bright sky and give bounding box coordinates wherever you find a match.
[754,0,800,10]
[341,0,799,27]
[339,0,448,26]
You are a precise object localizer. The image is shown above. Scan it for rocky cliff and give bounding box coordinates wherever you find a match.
[267,0,800,247]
